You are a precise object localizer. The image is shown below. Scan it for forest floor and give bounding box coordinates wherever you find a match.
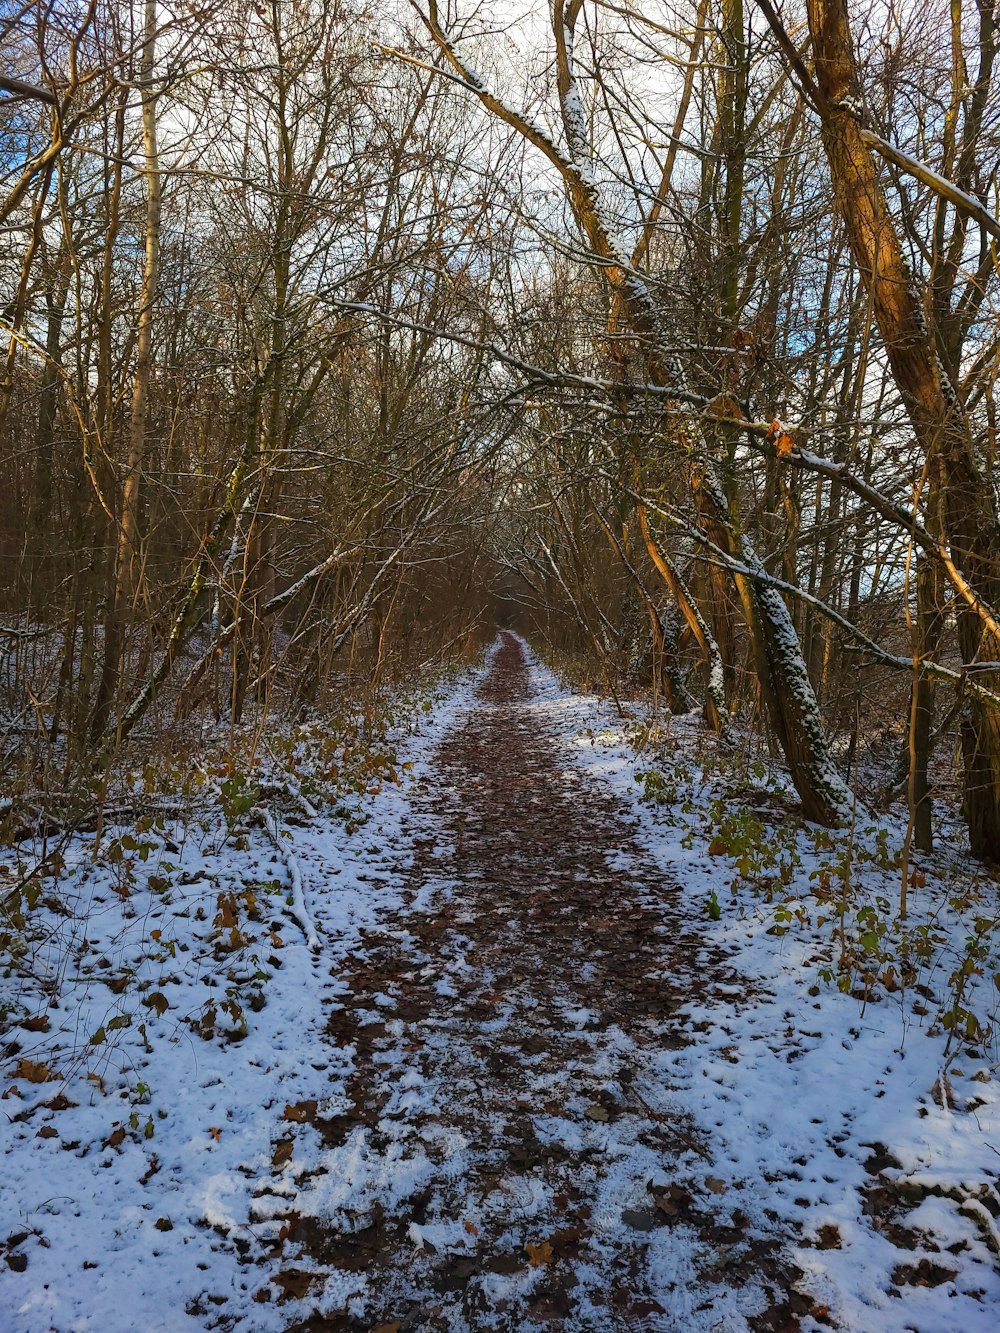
[3,634,1000,1331]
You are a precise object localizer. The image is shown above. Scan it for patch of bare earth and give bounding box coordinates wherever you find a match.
[275,634,811,1331]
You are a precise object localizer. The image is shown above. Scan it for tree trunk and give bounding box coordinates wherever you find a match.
[92,0,161,741]
[807,0,1000,859]
[636,501,727,732]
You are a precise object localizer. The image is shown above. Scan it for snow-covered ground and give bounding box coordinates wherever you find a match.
[529,653,1000,1331]
[0,671,480,1332]
[1,638,999,1331]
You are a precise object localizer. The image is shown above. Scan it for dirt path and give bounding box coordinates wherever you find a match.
[281,634,801,1330]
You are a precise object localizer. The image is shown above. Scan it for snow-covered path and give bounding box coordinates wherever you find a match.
[6,634,1000,1331]
[268,633,799,1329]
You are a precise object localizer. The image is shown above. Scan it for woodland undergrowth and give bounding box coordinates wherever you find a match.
[625,711,1000,1074]
[0,665,463,1105]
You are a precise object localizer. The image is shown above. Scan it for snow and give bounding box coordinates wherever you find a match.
[2,635,999,1330]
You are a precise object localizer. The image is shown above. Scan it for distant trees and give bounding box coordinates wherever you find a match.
[0,0,504,781]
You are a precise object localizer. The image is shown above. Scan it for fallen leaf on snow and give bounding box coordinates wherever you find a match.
[15,1059,57,1084]
[272,1139,294,1168]
[143,992,170,1017]
[282,1101,316,1122]
[44,1093,76,1111]
[525,1240,554,1266]
[273,1269,320,1300]
[584,1104,610,1122]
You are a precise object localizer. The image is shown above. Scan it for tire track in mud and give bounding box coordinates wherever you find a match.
[274,634,807,1331]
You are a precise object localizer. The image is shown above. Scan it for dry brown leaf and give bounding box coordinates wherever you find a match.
[707,839,729,857]
[273,1269,319,1300]
[44,1093,77,1112]
[704,1176,728,1194]
[209,1126,222,1142]
[215,893,238,929]
[103,1125,126,1149]
[464,1219,478,1236]
[282,1101,316,1123]
[21,1014,50,1033]
[272,1139,294,1168]
[653,1192,680,1218]
[766,418,796,457]
[15,1059,57,1084]
[704,393,745,421]
[525,1240,554,1267]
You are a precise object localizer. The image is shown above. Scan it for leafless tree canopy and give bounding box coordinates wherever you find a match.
[4,0,1000,857]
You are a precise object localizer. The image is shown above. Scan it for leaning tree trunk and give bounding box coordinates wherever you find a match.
[635,500,728,732]
[690,461,852,824]
[588,496,694,715]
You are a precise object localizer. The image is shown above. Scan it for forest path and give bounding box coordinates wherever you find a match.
[279,634,799,1331]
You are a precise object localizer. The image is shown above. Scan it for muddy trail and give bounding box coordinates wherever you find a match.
[279,634,805,1331]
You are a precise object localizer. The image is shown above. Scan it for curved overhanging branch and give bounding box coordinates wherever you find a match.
[337,294,1000,654]
[781,444,1000,644]
[0,74,58,106]
[611,471,1000,715]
